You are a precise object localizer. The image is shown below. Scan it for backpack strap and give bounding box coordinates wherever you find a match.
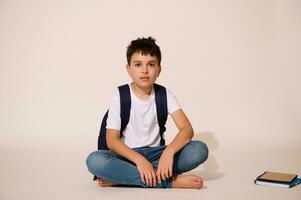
[154,83,168,145]
[118,84,131,134]
[98,110,109,150]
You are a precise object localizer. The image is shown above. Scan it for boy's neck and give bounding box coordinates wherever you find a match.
[130,83,153,100]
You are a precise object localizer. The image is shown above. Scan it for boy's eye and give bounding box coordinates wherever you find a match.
[149,63,155,67]
[135,63,141,67]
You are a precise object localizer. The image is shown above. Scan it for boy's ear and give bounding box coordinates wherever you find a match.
[158,65,161,77]
[126,64,130,75]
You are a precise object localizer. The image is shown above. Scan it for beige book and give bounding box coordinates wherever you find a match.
[258,171,297,183]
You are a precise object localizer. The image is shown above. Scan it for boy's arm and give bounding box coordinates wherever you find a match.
[165,108,194,153]
[157,109,194,181]
[106,129,158,187]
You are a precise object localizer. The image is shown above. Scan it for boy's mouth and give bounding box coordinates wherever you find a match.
[140,77,150,81]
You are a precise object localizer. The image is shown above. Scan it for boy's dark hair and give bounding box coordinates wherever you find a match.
[126,37,161,65]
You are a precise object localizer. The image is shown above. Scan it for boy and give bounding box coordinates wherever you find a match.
[86,37,208,189]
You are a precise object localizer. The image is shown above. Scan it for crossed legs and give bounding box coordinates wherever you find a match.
[86,141,208,188]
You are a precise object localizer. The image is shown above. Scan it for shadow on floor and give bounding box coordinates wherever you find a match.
[193,132,225,181]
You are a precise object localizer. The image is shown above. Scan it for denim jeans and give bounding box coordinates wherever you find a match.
[86,140,208,188]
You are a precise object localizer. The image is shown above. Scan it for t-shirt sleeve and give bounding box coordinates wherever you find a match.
[106,89,121,130]
[166,88,181,115]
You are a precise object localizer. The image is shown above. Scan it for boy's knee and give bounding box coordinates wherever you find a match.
[86,151,108,173]
[188,140,209,165]
[86,151,99,171]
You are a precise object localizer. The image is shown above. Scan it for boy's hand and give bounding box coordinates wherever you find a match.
[136,157,157,187]
[157,148,175,183]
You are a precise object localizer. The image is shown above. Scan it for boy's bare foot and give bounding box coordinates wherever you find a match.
[97,178,115,187]
[171,174,203,189]
[97,175,203,189]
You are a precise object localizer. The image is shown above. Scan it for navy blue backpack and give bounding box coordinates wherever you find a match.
[93,83,168,180]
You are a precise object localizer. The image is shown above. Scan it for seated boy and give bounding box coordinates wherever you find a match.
[86,37,208,189]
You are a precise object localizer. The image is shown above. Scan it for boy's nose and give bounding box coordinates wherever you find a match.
[141,65,149,73]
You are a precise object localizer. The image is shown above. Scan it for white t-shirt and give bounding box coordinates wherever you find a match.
[106,84,181,148]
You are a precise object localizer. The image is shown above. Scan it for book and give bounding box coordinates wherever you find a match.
[254,171,301,188]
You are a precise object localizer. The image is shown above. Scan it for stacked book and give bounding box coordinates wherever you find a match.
[254,171,301,188]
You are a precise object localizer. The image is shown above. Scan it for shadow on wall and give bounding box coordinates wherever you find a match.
[193,132,225,181]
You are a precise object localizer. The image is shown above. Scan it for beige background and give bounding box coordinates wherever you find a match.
[0,0,300,199]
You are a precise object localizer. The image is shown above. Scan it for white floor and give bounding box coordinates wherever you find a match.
[1,138,300,200]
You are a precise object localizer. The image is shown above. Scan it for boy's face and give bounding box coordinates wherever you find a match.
[126,52,161,90]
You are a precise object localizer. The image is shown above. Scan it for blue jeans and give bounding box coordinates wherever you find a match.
[86,140,208,188]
